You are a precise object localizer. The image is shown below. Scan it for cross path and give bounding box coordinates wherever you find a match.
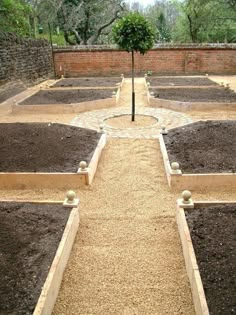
[71,78,192,138]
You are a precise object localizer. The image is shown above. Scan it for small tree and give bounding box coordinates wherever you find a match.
[112,12,156,121]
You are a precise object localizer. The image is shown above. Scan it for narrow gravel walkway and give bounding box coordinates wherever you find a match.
[53,139,195,315]
[118,78,148,108]
[53,79,195,315]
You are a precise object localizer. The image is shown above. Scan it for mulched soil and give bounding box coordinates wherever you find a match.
[0,202,70,315]
[163,120,236,173]
[185,204,236,315]
[147,77,217,86]
[20,89,115,105]
[150,87,236,102]
[0,123,101,172]
[53,77,121,87]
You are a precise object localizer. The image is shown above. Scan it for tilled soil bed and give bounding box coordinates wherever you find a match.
[0,81,26,103]
[164,120,236,173]
[185,204,236,315]
[150,87,236,102]
[147,77,217,86]
[20,89,115,105]
[53,77,121,87]
[0,202,70,315]
[0,123,101,172]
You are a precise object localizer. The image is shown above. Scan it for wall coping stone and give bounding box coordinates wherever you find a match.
[54,43,236,53]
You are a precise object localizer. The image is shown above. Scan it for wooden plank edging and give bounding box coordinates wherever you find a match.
[33,205,80,315]
[176,202,210,315]
[0,124,106,189]
[177,200,236,314]
[159,134,172,186]
[159,130,236,190]
[11,80,122,114]
[12,97,116,114]
[147,90,236,111]
[88,133,106,185]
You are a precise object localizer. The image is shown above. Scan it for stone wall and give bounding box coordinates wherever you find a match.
[54,44,236,77]
[0,32,53,86]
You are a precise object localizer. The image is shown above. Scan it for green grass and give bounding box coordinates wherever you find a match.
[36,33,67,46]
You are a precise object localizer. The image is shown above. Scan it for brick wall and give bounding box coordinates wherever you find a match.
[54,44,236,77]
[0,32,53,86]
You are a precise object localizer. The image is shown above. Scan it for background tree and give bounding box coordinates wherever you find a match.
[144,0,178,43]
[112,12,156,121]
[156,12,171,42]
[172,0,236,43]
[2,0,235,44]
[184,0,209,42]
[0,0,32,36]
[34,0,126,45]
[224,0,236,9]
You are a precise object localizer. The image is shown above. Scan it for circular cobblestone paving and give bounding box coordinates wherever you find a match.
[70,107,193,138]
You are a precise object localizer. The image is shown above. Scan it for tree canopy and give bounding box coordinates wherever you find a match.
[112,12,156,54]
[36,0,126,45]
[0,0,32,36]
[144,0,236,43]
[1,0,235,44]
[166,0,236,43]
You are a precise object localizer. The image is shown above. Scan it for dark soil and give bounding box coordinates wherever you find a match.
[150,87,236,102]
[0,202,70,315]
[185,204,236,315]
[164,120,236,173]
[53,77,121,87]
[0,81,26,103]
[20,89,115,105]
[147,77,217,86]
[0,123,101,172]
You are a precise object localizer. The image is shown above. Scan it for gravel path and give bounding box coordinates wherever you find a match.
[53,138,195,315]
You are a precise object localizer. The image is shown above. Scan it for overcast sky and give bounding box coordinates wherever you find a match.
[128,0,183,7]
[128,0,155,7]
[138,0,155,6]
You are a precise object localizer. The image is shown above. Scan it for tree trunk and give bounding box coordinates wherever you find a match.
[131,50,135,122]
[64,32,76,45]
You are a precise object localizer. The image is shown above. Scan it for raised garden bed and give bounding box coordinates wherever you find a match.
[20,89,115,104]
[0,123,106,189]
[146,76,217,87]
[150,87,236,102]
[176,200,236,315]
[0,200,80,315]
[159,120,236,189]
[53,77,123,87]
[148,87,236,111]
[12,88,119,114]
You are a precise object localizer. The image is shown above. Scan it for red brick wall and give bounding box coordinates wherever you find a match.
[53,45,236,77]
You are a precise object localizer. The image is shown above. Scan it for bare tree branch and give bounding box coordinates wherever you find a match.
[88,4,125,44]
